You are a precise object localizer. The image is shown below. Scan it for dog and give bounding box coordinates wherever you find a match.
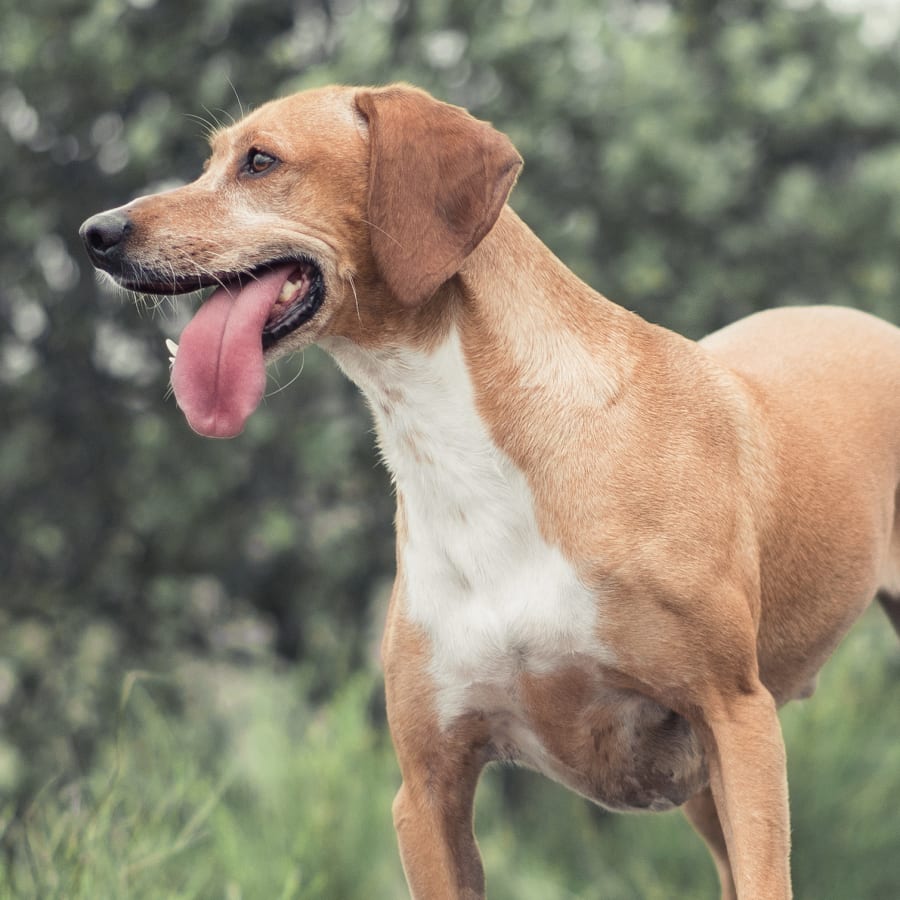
[80,84,900,899]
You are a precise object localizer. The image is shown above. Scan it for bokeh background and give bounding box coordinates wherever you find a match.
[2,0,900,897]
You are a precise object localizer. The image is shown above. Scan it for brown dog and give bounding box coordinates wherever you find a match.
[80,84,900,899]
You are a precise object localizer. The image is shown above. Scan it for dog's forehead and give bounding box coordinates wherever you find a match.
[210,86,362,156]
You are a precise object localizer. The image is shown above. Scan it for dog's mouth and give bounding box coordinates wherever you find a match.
[120,257,326,350]
[260,259,325,350]
[138,257,326,439]
[209,258,327,352]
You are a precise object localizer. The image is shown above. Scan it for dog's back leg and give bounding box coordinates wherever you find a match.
[683,786,737,900]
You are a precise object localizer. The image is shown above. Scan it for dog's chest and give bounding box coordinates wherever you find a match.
[399,443,604,728]
[323,332,710,811]
[323,332,608,724]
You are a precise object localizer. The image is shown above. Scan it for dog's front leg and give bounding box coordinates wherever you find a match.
[696,684,792,900]
[389,698,488,899]
[392,758,486,900]
[383,598,488,899]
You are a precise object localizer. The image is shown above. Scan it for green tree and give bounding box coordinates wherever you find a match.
[1,0,899,894]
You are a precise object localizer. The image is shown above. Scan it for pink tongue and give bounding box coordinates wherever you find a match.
[171,265,293,438]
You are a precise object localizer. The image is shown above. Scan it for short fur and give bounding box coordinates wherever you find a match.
[80,84,900,900]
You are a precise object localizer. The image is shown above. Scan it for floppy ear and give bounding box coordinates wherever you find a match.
[355,85,523,307]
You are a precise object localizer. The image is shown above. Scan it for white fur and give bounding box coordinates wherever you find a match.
[321,330,611,743]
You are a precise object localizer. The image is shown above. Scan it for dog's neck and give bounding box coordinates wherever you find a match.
[321,207,656,494]
[320,207,660,577]
[459,206,623,332]
[456,205,643,396]
[320,207,647,442]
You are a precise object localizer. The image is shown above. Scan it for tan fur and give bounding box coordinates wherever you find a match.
[82,84,900,900]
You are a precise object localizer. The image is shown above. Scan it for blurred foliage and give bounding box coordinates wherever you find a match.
[1,0,900,895]
[0,613,897,899]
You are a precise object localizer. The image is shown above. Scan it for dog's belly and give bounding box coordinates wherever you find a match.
[473,666,708,813]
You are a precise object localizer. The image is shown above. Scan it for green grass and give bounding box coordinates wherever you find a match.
[1,610,898,899]
[0,669,406,900]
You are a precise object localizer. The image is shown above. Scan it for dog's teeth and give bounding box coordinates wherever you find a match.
[279,273,309,304]
[166,338,178,365]
[279,279,300,304]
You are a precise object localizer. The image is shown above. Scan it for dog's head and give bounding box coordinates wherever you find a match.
[80,84,522,437]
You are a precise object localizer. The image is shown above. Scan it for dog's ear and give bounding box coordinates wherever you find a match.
[355,85,522,308]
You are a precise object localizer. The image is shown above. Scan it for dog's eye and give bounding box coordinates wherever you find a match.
[244,149,277,176]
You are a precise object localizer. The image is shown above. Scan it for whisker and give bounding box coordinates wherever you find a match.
[226,77,245,120]
[266,352,305,397]
[360,217,404,249]
[200,105,229,141]
[347,272,362,324]
[184,112,218,141]
[210,106,236,128]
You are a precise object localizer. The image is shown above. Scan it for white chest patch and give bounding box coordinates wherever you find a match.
[321,330,609,732]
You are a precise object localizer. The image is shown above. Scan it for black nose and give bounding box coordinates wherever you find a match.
[79,209,133,269]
